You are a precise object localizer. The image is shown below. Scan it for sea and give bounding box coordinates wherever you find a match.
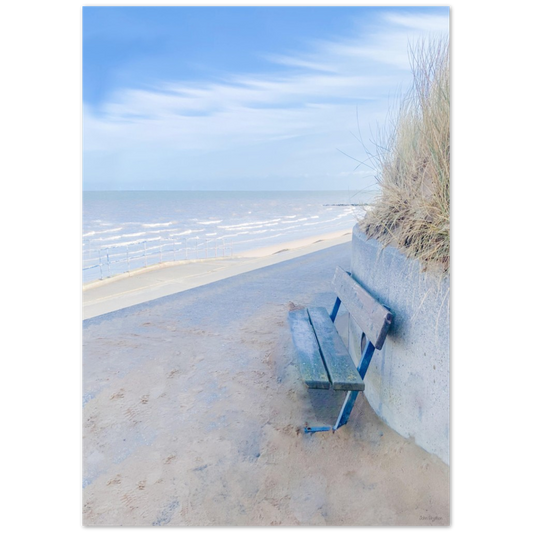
[82,190,375,284]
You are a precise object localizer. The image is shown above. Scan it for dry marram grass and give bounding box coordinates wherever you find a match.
[360,39,450,272]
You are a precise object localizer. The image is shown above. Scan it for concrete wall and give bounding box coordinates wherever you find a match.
[348,227,449,464]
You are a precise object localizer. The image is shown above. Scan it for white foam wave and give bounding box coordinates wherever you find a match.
[102,236,163,249]
[83,227,123,237]
[169,229,205,237]
[142,222,174,228]
[218,219,281,230]
[93,235,123,243]
[281,217,309,224]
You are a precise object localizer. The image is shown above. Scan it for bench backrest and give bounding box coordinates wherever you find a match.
[331,267,392,350]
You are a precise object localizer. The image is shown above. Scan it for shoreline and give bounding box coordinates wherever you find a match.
[83,228,353,320]
[236,229,354,258]
[83,228,353,291]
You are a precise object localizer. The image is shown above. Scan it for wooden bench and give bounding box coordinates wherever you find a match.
[288,267,393,433]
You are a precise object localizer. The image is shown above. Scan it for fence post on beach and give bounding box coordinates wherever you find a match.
[98,249,103,280]
[106,249,110,277]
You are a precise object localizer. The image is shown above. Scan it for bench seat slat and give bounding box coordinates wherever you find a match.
[307,307,364,391]
[288,309,330,389]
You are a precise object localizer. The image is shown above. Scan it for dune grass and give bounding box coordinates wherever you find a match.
[359,38,450,272]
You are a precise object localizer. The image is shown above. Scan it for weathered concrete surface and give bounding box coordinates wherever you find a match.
[83,243,449,526]
[349,228,450,464]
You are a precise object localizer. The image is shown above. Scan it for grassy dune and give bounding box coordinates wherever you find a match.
[360,38,450,272]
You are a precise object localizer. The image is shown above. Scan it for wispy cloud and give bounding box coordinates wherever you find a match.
[83,11,448,189]
[263,54,340,73]
[383,12,449,32]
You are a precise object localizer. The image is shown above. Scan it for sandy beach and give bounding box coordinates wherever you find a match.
[83,229,353,320]
[82,235,449,526]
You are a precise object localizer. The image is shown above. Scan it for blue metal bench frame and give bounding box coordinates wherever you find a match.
[288,267,393,434]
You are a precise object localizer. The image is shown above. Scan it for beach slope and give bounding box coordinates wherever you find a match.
[82,242,449,526]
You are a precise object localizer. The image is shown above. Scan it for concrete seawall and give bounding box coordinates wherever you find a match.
[348,227,450,464]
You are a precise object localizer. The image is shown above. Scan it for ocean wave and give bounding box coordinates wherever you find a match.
[92,235,123,243]
[82,191,371,283]
[122,232,146,238]
[142,222,175,228]
[102,236,163,249]
[301,214,352,227]
[83,227,123,237]
[218,219,281,230]
[281,217,309,224]
[169,229,205,237]
[118,227,182,239]
[223,231,251,238]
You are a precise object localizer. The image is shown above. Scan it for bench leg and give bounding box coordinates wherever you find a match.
[304,391,359,433]
[333,340,376,430]
[303,390,360,433]
[304,340,376,434]
[330,297,342,322]
[333,390,360,430]
[304,425,332,433]
[329,272,351,322]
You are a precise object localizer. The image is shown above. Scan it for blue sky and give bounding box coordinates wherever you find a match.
[83,6,449,191]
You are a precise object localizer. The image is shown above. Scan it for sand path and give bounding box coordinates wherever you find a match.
[82,243,449,526]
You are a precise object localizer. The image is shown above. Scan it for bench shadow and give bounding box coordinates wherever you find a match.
[305,387,346,425]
